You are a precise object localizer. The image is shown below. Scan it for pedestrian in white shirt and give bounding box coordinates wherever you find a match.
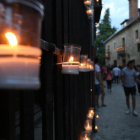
[94,57,101,110]
[113,66,121,83]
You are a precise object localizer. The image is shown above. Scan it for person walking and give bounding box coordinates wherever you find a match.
[105,67,112,92]
[113,66,121,83]
[101,69,107,107]
[121,60,139,116]
[94,57,101,110]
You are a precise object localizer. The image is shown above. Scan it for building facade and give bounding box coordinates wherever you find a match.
[105,0,140,67]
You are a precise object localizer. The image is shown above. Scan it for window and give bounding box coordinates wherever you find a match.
[108,45,110,51]
[114,42,116,49]
[138,43,140,52]
[136,30,139,41]
[122,38,125,47]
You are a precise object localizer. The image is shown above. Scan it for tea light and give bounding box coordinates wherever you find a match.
[87,59,91,71]
[96,115,99,119]
[62,44,81,75]
[84,0,92,7]
[86,7,93,18]
[85,123,92,132]
[0,32,41,89]
[0,1,44,89]
[87,113,93,119]
[82,134,90,140]
[90,61,94,71]
[81,131,91,140]
[95,125,98,130]
[84,119,92,132]
[79,55,88,72]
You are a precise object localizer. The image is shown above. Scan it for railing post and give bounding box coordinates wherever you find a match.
[20,91,34,140]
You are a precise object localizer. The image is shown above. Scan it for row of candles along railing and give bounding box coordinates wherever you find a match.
[84,0,103,19]
[81,107,99,140]
[0,1,95,89]
[0,1,98,139]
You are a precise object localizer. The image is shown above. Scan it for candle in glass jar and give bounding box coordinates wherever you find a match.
[62,56,79,75]
[84,0,91,6]
[87,113,93,119]
[79,63,87,72]
[0,32,41,89]
[95,125,98,130]
[85,123,92,132]
[96,115,99,119]
[82,134,90,140]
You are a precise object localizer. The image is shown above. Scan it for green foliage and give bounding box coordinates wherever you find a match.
[94,8,117,65]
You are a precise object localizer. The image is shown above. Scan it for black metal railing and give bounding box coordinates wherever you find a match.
[0,40,92,140]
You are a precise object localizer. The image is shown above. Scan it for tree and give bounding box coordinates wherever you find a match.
[94,8,117,65]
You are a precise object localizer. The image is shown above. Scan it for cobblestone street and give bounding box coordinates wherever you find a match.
[92,82,140,140]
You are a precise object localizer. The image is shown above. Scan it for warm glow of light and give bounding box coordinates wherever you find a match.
[90,89,92,91]
[81,63,84,66]
[5,32,18,47]
[102,2,104,5]
[96,0,99,1]
[38,57,42,60]
[69,56,74,62]
[96,31,98,34]
[95,125,98,130]
[96,115,99,118]
[90,109,94,114]
[136,39,139,41]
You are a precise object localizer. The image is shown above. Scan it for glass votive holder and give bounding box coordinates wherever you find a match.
[84,119,92,132]
[84,0,92,7]
[81,131,91,140]
[86,6,93,19]
[87,59,91,71]
[79,55,88,72]
[90,61,94,71]
[87,107,94,119]
[62,44,81,75]
[0,0,44,89]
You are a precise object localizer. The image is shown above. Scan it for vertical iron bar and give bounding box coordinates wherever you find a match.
[0,91,15,140]
[40,51,54,140]
[20,91,34,140]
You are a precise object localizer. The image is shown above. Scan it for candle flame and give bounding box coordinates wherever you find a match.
[69,56,74,62]
[5,32,18,47]
[95,125,98,130]
[96,115,99,118]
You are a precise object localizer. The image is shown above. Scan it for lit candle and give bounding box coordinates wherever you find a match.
[62,56,79,75]
[95,125,98,130]
[96,115,99,119]
[83,134,90,140]
[89,109,94,115]
[0,32,41,89]
[79,63,87,72]
[84,0,91,6]
[85,123,92,132]
[87,113,93,119]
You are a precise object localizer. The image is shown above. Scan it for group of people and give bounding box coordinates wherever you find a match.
[94,58,140,116]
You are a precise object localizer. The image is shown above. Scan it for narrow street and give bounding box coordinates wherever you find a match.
[92,82,140,140]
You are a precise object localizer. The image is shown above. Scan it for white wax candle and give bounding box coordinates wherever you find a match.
[79,66,87,72]
[0,45,41,89]
[62,62,79,75]
[87,114,93,119]
[85,126,92,132]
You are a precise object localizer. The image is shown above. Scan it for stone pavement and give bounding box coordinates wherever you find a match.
[92,82,140,140]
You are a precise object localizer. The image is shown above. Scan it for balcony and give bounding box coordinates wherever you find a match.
[117,46,125,57]
[105,51,110,59]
